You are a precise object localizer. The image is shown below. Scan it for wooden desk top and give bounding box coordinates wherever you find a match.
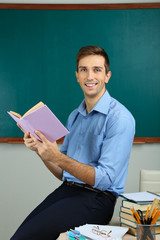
[58,232,160,240]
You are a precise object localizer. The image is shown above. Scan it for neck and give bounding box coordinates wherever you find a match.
[85,89,106,114]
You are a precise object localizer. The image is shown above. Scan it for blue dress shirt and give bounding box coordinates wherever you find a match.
[60,90,135,198]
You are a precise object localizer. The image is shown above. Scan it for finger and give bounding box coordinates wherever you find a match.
[24,134,38,148]
[25,137,33,144]
[24,140,37,150]
[24,131,31,139]
[30,133,39,143]
[34,131,48,143]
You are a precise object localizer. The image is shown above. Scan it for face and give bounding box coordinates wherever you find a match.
[76,55,111,101]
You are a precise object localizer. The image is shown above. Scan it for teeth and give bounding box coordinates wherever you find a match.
[86,83,96,86]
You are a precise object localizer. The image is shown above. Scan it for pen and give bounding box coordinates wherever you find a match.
[66,230,86,240]
[70,229,80,235]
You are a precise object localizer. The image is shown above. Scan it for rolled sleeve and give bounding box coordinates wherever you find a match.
[94,116,135,194]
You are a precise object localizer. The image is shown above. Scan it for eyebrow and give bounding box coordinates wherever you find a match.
[78,66,103,69]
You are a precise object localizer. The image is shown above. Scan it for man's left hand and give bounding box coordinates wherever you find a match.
[31,131,60,162]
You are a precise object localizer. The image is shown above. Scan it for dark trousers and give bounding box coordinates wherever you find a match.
[10,182,115,240]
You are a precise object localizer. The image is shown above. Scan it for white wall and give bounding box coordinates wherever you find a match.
[0,143,160,240]
[0,144,62,240]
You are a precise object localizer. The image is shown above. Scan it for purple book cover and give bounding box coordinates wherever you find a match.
[8,105,69,142]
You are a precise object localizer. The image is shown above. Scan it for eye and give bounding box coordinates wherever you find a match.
[80,68,87,72]
[94,68,101,72]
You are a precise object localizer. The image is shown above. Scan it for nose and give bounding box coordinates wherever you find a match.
[87,69,94,80]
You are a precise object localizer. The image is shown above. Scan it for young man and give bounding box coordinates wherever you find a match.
[11,46,135,240]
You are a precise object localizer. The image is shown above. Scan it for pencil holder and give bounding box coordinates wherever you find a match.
[136,224,156,240]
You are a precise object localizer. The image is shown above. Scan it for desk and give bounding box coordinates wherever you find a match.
[57,217,160,239]
[58,232,160,240]
[58,232,133,239]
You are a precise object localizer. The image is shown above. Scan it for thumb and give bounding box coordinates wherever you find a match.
[34,130,48,143]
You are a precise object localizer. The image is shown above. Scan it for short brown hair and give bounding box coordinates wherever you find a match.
[76,46,110,74]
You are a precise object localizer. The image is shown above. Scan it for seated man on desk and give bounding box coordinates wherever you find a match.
[11,46,135,240]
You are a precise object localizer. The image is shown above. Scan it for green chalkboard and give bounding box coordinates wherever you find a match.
[0,8,160,138]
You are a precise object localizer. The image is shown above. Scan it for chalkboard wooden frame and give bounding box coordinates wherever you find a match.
[0,137,160,144]
[0,3,160,144]
[0,3,160,10]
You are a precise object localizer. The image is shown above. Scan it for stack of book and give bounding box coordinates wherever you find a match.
[119,199,160,236]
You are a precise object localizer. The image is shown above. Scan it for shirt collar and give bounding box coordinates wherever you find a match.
[78,90,111,116]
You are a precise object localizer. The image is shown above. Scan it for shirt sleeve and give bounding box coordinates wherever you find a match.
[60,122,70,155]
[60,109,79,155]
[93,115,135,193]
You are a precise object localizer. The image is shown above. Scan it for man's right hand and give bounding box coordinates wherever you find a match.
[23,131,38,152]
[17,124,38,152]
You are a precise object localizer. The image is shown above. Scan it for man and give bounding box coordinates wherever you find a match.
[11,46,135,240]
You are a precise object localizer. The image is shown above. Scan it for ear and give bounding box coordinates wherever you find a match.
[75,71,79,83]
[105,71,111,84]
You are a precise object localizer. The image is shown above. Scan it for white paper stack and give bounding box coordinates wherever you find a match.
[75,224,128,240]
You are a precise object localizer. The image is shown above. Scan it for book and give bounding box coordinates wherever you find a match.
[120,191,160,203]
[120,206,146,214]
[120,198,160,236]
[121,223,160,236]
[122,199,160,211]
[120,211,160,223]
[8,102,69,142]
[120,217,160,228]
[120,206,160,220]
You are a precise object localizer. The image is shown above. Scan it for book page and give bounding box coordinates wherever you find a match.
[22,102,44,118]
[9,102,44,119]
[9,111,21,119]
[121,192,160,203]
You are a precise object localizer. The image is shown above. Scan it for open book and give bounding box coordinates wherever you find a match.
[8,102,69,142]
[120,191,160,203]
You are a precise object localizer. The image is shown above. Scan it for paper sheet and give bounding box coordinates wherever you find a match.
[120,191,160,203]
[75,224,128,240]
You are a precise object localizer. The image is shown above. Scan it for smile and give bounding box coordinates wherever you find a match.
[85,83,97,88]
